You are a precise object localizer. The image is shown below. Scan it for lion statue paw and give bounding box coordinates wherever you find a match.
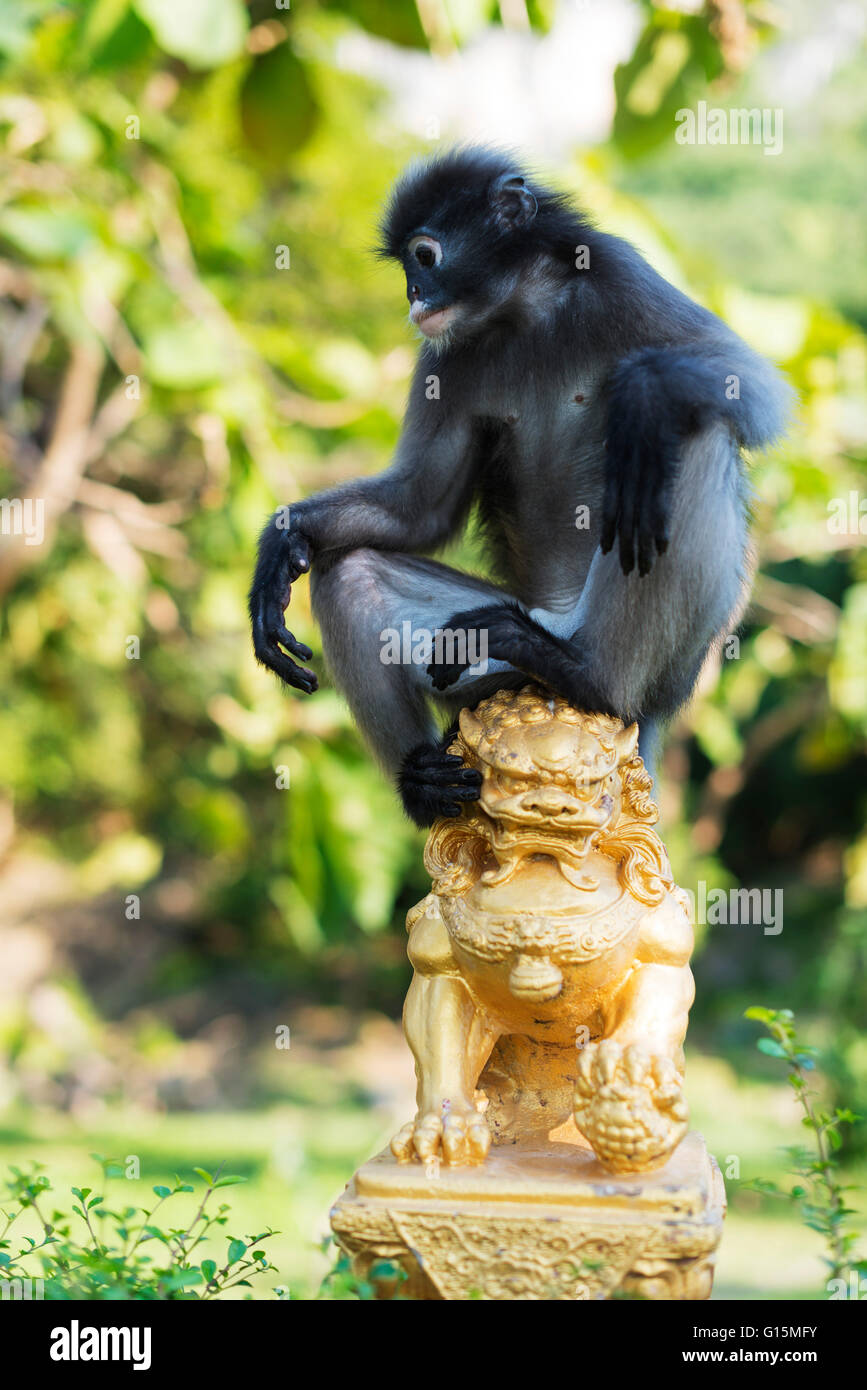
[573,1040,688,1173]
[390,1106,492,1166]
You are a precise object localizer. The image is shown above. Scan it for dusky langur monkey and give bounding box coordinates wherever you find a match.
[250,148,791,826]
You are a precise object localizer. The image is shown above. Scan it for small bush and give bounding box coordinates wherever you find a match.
[0,1157,285,1300]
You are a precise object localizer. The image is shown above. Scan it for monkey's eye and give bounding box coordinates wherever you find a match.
[408,235,442,270]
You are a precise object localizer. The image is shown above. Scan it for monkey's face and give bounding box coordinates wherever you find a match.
[403,233,458,339]
[401,221,518,344]
[399,218,537,345]
[381,152,542,346]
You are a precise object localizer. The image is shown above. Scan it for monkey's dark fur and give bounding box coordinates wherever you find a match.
[250,148,791,827]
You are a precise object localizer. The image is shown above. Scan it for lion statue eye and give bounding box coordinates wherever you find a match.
[499,774,529,794]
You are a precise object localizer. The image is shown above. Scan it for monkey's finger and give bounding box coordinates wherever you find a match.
[413,749,466,769]
[427,664,466,689]
[635,464,658,578]
[400,764,469,786]
[430,755,470,772]
[636,532,655,578]
[448,783,482,800]
[594,1039,623,1084]
[650,461,678,556]
[260,592,293,640]
[276,626,313,662]
[599,459,621,555]
[617,476,637,576]
[623,1045,650,1085]
[407,768,480,792]
[253,598,317,690]
[261,645,318,694]
[263,592,312,655]
[406,764,480,787]
[608,425,642,575]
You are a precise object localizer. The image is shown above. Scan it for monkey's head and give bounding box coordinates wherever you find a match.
[378,148,571,346]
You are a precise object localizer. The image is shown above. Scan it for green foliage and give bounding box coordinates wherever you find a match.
[0,0,427,991]
[133,0,249,69]
[316,1239,409,1300]
[317,1251,375,1300]
[612,0,781,159]
[744,1007,866,1292]
[0,1156,281,1299]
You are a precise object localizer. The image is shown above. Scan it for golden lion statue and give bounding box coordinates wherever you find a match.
[391,686,694,1175]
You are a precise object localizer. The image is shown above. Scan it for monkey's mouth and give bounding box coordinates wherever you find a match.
[410,303,456,337]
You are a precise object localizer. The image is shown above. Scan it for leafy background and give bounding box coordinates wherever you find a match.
[0,0,865,1297]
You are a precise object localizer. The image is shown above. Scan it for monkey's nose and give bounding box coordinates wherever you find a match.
[408,284,422,303]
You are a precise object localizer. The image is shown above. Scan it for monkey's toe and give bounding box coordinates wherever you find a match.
[398,743,482,826]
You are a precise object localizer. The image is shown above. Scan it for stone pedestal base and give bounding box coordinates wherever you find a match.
[330,1128,725,1300]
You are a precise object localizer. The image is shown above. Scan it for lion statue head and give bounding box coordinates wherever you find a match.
[425,686,674,907]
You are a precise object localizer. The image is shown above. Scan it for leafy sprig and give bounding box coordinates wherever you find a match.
[0,1156,282,1300]
[744,1006,866,1292]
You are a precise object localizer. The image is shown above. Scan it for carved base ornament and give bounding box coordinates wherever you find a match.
[330,688,725,1299]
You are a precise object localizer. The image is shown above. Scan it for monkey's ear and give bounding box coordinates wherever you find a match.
[490,173,538,231]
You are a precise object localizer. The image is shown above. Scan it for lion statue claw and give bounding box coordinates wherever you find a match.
[392,686,695,1175]
[573,1041,689,1173]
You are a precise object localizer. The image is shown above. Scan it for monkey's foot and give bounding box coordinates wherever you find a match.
[398,742,481,827]
[390,1107,491,1166]
[427,602,530,690]
[573,1041,688,1174]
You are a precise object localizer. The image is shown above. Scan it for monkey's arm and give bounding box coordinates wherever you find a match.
[284,409,475,555]
[601,337,792,576]
[249,380,475,690]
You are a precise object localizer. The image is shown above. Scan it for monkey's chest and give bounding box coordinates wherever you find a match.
[475,390,607,599]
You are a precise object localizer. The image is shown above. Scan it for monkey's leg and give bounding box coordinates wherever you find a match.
[310,549,528,822]
[391,897,498,1165]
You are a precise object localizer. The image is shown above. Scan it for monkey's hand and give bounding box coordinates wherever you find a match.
[601,363,682,577]
[249,510,318,693]
[399,743,482,827]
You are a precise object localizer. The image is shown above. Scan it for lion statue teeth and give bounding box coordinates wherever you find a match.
[390,685,695,1174]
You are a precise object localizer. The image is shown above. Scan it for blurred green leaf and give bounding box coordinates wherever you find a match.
[133,0,248,69]
[240,42,318,161]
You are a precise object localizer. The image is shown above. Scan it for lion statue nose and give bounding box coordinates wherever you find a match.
[523,786,579,817]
